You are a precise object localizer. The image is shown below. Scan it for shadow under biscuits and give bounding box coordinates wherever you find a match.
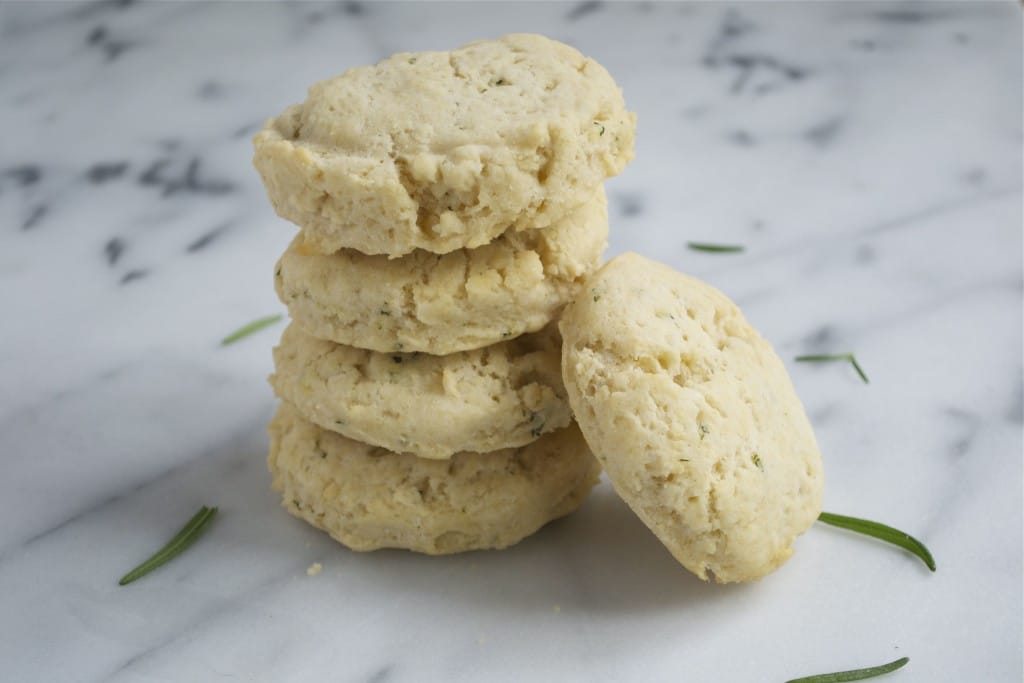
[298,480,752,617]
[104,419,755,616]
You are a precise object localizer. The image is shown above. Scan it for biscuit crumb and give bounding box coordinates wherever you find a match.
[306,562,323,576]
[552,604,561,613]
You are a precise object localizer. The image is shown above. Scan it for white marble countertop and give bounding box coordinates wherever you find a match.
[1,2,1020,681]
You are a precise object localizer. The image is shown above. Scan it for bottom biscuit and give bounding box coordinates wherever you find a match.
[268,402,601,554]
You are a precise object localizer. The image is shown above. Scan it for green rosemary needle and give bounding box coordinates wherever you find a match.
[785,656,909,682]
[818,512,935,571]
[221,314,283,346]
[794,353,869,384]
[118,505,218,585]
[687,242,745,253]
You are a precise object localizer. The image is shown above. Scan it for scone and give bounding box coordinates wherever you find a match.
[270,322,570,459]
[253,33,635,256]
[559,253,824,583]
[268,403,601,554]
[275,189,608,354]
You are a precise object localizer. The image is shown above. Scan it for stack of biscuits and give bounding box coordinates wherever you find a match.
[253,34,635,554]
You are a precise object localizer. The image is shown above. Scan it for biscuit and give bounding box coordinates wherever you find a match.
[253,33,634,256]
[275,189,608,355]
[268,403,601,554]
[559,253,824,583]
[270,322,570,459]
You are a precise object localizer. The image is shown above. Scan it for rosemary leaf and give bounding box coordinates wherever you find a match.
[785,656,909,682]
[221,314,283,346]
[119,506,218,585]
[794,353,869,384]
[818,512,935,571]
[687,242,745,253]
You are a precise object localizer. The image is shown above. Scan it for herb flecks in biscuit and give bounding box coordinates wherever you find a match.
[253,34,634,257]
[271,323,571,459]
[268,404,601,555]
[274,190,608,355]
[560,253,824,583]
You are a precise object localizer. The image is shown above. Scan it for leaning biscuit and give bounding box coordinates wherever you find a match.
[253,33,634,256]
[270,322,570,459]
[268,403,601,554]
[275,189,608,355]
[559,253,824,583]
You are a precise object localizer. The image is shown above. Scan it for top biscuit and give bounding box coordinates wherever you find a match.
[253,34,635,257]
[560,253,824,583]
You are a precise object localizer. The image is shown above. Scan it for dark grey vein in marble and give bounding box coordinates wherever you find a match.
[870,7,952,24]
[21,204,47,230]
[104,236,125,265]
[138,157,235,197]
[803,116,845,148]
[0,410,262,559]
[566,1,604,22]
[944,407,982,459]
[704,187,1019,278]
[1007,377,1024,425]
[86,161,129,183]
[186,222,231,253]
[367,666,394,683]
[801,324,836,351]
[197,80,224,100]
[119,268,147,285]
[699,7,808,96]
[2,165,42,187]
[612,191,644,218]
[86,24,135,62]
[726,129,756,147]
[857,187,1018,239]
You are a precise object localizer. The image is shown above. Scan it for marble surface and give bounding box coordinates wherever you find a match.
[0,1,1021,681]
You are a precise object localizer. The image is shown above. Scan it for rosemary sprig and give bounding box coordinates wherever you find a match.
[118,505,218,585]
[794,353,869,384]
[221,314,282,346]
[818,512,935,571]
[687,242,745,253]
[786,656,909,682]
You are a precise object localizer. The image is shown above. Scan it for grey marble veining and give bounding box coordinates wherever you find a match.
[0,2,1020,681]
